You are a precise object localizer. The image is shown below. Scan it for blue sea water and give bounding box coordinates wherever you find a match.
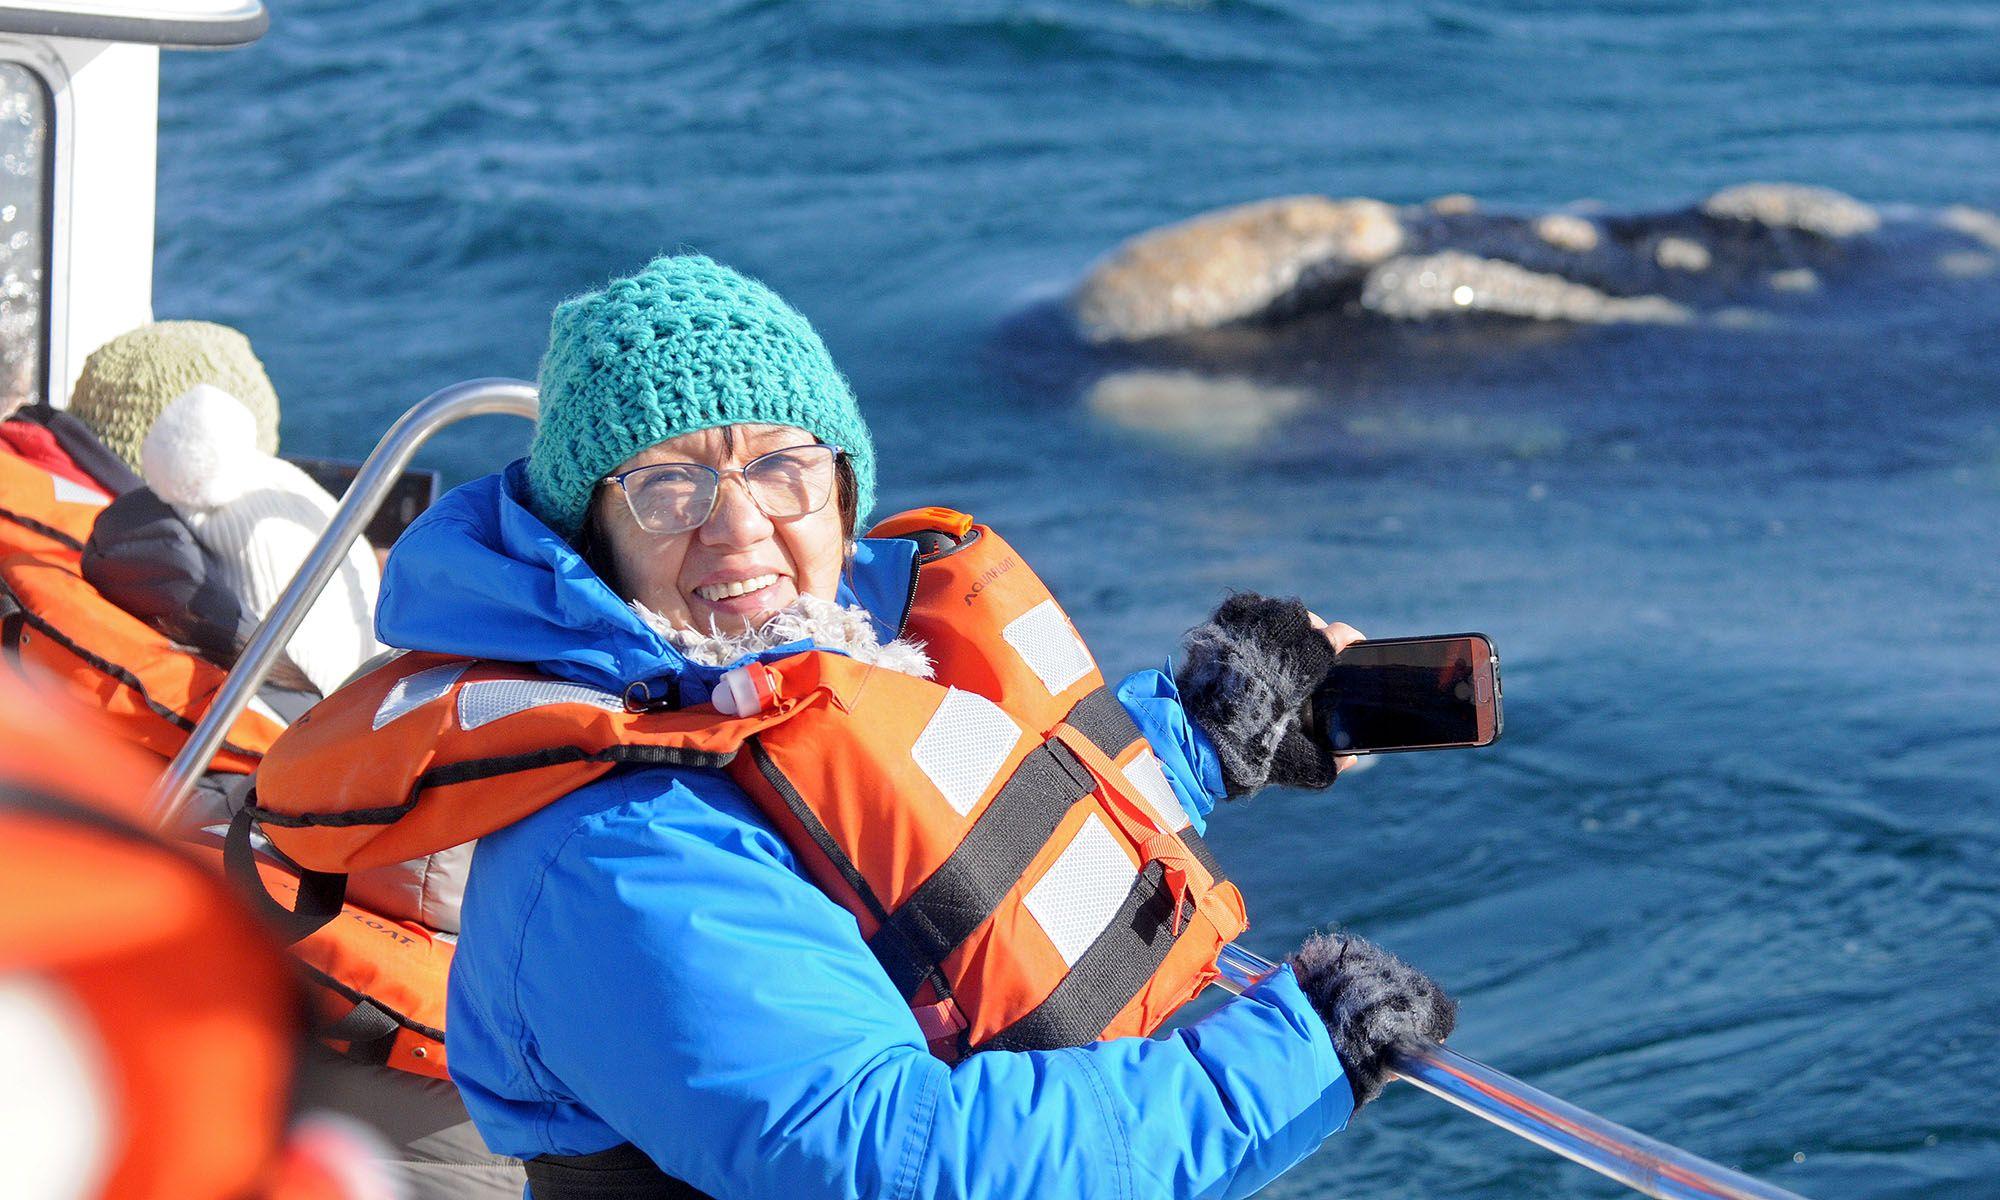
[157,3,1999,1196]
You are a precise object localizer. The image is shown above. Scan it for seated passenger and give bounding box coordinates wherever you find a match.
[4,317,279,557]
[0,317,312,684]
[254,255,1458,1200]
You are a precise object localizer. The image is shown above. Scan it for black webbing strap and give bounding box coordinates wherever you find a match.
[1064,686,1143,759]
[867,738,1099,1000]
[296,959,443,1043]
[526,1144,716,1200]
[321,999,401,1065]
[978,860,1187,1053]
[223,803,347,945]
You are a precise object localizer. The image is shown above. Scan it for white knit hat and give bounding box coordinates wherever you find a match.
[141,384,383,697]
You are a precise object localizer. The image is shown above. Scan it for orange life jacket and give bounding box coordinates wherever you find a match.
[0,448,109,560]
[253,508,1249,1058]
[194,833,454,1079]
[0,551,285,773]
[0,679,390,1200]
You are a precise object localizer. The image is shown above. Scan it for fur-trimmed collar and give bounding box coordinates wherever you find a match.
[632,592,934,679]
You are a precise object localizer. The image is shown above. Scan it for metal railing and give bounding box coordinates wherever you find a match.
[145,377,538,829]
[1215,944,1812,1200]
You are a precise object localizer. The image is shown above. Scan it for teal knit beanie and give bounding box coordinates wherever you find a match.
[528,255,875,539]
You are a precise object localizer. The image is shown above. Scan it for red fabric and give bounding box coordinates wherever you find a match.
[0,420,108,496]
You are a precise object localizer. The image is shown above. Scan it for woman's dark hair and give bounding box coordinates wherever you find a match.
[576,445,860,595]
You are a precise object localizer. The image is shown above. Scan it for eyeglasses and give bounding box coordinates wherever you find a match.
[599,443,844,536]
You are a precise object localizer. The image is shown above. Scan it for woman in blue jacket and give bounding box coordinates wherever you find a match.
[376,255,1454,1199]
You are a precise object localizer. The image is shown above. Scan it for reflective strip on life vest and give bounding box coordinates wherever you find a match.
[1000,599,1097,697]
[371,660,471,730]
[909,688,1022,817]
[981,857,1189,1052]
[0,452,107,559]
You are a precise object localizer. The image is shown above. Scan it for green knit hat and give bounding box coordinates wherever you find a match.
[69,321,281,470]
[528,255,875,539]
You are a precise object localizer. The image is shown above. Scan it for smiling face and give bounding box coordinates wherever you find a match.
[589,423,849,635]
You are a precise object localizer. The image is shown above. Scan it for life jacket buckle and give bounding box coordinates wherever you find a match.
[911,997,969,1044]
[1141,833,1200,936]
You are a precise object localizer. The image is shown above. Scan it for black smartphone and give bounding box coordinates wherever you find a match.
[1310,633,1502,754]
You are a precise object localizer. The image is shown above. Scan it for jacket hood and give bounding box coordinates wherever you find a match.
[376,460,915,701]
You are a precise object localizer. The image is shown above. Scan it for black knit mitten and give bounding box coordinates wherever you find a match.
[1288,930,1458,1109]
[1175,592,1339,798]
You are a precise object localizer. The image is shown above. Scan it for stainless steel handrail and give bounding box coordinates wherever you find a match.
[1215,944,1813,1200]
[145,378,538,829]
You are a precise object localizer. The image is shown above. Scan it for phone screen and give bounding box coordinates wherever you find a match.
[1319,636,1498,753]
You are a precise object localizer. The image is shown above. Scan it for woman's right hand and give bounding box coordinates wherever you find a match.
[1287,929,1458,1109]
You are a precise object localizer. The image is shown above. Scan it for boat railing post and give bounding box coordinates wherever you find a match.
[144,378,538,830]
[1214,944,1814,1200]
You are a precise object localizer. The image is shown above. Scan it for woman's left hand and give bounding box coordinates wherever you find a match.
[1305,611,1362,776]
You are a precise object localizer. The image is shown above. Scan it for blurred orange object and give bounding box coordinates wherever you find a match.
[0,677,397,1200]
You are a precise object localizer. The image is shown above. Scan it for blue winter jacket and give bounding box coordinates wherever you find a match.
[375,463,1353,1200]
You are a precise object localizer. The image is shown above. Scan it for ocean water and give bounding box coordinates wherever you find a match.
[157,3,1998,1196]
